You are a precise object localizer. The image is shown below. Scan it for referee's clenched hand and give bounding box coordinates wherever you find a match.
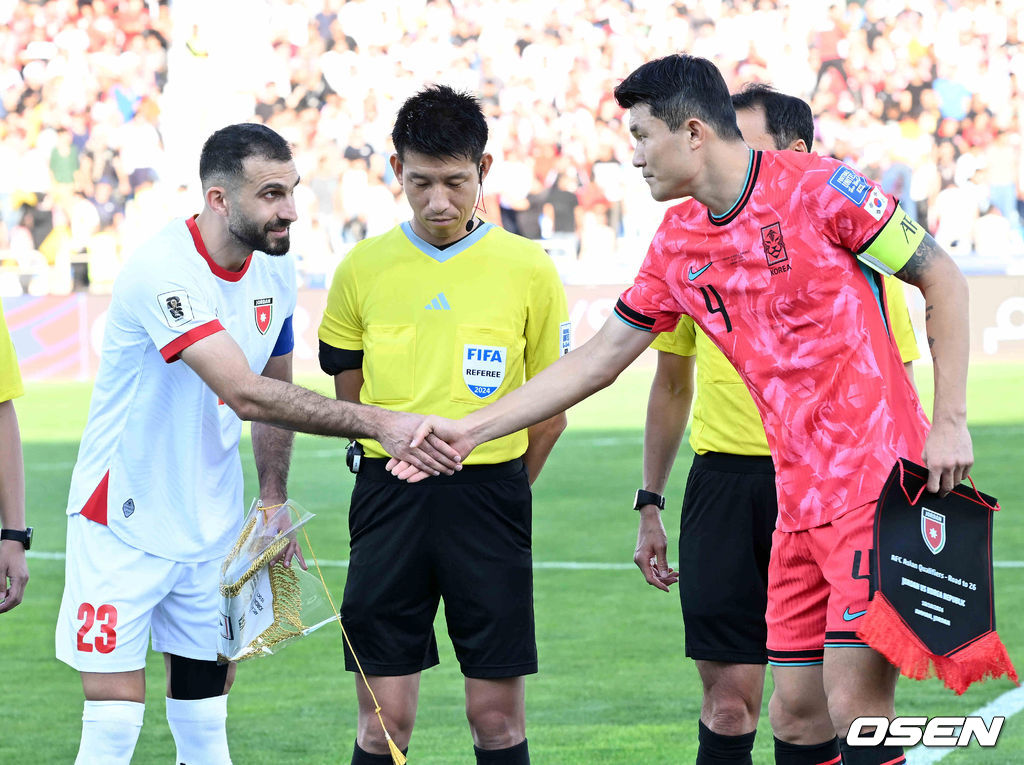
[634,507,679,592]
[375,410,463,481]
[0,541,29,613]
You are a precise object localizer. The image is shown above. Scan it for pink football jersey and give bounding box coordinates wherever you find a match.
[618,150,929,531]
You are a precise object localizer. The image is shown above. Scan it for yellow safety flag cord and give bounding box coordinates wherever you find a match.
[261,503,407,765]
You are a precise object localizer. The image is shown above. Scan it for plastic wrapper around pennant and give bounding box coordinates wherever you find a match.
[218,498,339,662]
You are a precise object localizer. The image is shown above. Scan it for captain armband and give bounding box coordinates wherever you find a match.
[856,203,925,276]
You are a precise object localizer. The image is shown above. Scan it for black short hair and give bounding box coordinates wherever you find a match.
[392,84,488,163]
[199,123,292,189]
[731,83,814,151]
[613,54,742,141]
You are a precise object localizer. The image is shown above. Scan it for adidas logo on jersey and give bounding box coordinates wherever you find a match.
[425,293,451,310]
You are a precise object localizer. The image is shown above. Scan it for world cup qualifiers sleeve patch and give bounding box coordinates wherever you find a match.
[857,204,926,276]
[157,290,195,328]
[560,321,571,356]
[827,165,872,205]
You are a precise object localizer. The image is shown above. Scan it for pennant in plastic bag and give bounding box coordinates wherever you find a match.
[218,499,339,662]
[858,459,1017,694]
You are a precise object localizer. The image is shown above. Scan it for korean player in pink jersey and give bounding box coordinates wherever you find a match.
[56,123,460,765]
[634,83,921,765]
[395,56,973,765]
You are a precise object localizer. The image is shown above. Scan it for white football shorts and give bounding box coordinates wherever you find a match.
[56,514,223,672]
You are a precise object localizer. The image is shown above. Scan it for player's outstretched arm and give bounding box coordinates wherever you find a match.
[0,398,27,613]
[393,318,656,479]
[253,351,305,568]
[180,331,461,477]
[522,413,567,486]
[634,350,693,592]
[253,351,295,506]
[895,233,973,495]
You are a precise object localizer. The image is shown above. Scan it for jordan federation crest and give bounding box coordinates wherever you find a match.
[254,298,273,335]
[921,507,946,555]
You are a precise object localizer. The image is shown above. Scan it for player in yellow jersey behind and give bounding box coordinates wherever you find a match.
[633,84,921,765]
[0,297,28,614]
[318,85,569,765]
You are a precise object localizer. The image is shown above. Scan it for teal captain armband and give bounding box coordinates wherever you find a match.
[857,204,925,275]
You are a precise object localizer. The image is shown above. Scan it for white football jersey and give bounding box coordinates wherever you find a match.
[65,217,297,562]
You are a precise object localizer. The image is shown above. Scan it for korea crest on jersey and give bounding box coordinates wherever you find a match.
[463,344,506,399]
[921,507,946,555]
[254,298,273,335]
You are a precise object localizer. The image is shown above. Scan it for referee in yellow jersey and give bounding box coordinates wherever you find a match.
[632,85,921,765]
[0,297,29,614]
[318,85,569,765]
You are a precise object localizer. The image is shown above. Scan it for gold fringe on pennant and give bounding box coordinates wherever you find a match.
[219,536,289,598]
[219,502,320,662]
[217,550,308,663]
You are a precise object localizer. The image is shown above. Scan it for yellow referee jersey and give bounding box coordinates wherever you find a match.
[319,222,569,464]
[652,276,920,456]
[0,298,24,403]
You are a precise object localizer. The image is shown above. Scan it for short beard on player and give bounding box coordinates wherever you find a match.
[228,212,291,255]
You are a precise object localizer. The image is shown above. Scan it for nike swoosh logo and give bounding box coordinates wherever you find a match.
[842,608,868,621]
[687,263,712,280]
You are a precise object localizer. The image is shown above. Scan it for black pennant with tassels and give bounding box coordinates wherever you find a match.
[858,459,1017,694]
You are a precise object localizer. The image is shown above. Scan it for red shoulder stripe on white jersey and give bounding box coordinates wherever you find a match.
[160,319,225,362]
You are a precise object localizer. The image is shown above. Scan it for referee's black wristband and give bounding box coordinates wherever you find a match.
[633,489,665,511]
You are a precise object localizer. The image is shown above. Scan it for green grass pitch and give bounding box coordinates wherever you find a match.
[2,363,1022,763]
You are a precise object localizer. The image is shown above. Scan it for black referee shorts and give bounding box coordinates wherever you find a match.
[340,457,537,679]
[678,452,777,664]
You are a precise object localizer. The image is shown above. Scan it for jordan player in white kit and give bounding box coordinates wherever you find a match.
[56,123,461,765]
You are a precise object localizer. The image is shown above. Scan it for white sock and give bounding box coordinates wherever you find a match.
[166,695,232,765]
[75,700,145,765]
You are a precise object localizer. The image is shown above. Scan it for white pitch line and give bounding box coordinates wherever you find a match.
[25,551,638,569]
[24,551,1024,571]
[907,684,1024,764]
[26,462,76,471]
[26,551,68,560]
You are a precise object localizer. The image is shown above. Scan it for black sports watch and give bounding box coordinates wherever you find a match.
[633,490,665,511]
[1,527,33,550]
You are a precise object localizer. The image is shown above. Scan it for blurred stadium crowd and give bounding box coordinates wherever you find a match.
[1,0,1023,295]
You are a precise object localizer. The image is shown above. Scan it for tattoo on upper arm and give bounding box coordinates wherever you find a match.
[895,233,942,285]
[925,304,934,322]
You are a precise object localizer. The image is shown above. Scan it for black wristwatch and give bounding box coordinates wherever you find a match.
[633,490,665,511]
[1,527,33,550]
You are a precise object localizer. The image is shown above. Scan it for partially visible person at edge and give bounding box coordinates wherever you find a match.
[55,122,460,765]
[391,55,973,765]
[318,84,569,765]
[0,296,29,614]
[633,82,921,765]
